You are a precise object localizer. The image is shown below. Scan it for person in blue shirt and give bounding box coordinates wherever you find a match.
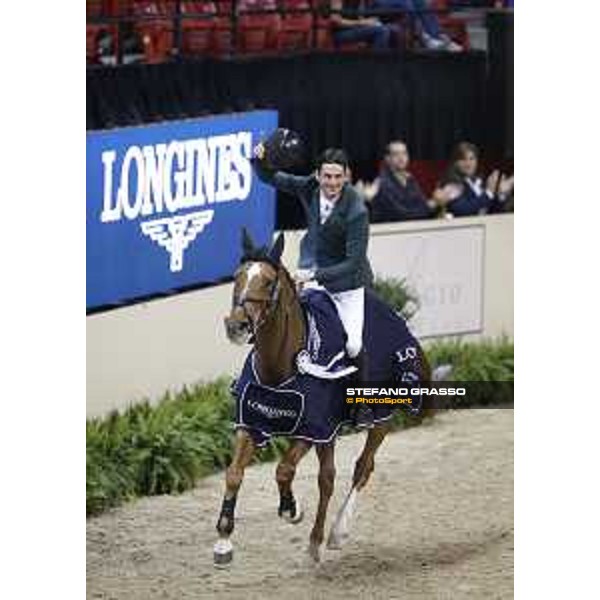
[358,139,437,222]
[435,141,513,217]
[371,0,463,51]
[329,0,399,50]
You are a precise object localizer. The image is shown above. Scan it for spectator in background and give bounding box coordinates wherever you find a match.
[330,0,399,50]
[372,0,463,51]
[356,140,439,222]
[433,141,514,217]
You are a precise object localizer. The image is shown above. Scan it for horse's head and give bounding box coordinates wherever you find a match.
[224,229,287,345]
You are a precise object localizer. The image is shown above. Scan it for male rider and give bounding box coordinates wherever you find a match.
[253,142,374,427]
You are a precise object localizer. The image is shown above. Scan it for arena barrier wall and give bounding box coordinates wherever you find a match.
[87,213,513,417]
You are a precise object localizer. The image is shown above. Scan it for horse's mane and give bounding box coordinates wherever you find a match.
[274,259,298,301]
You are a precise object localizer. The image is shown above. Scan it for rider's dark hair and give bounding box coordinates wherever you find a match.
[316,148,350,172]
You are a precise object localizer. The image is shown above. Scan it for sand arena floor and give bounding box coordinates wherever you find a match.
[87,408,513,600]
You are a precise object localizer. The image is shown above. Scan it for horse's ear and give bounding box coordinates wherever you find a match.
[268,233,285,264]
[241,227,255,257]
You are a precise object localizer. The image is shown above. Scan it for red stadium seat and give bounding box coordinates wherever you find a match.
[87,0,104,20]
[87,24,106,63]
[145,1,233,58]
[210,20,234,55]
[215,0,233,15]
[314,17,333,50]
[278,0,313,51]
[199,0,234,55]
[307,0,332,50]
[181,2,234,56]
[130,1,173,63]
[178,2,218,55]
[87,0,118,63]
[409,160,447,196]
[238,14,281,53]
[237,0,281,54]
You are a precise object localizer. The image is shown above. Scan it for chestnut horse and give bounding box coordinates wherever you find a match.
[214,230,430,566]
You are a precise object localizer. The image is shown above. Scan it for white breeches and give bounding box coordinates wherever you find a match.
[331,287,365,358]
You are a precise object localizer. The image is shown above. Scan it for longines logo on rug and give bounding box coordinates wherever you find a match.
[98,132,253,272]
[248,400,298,420]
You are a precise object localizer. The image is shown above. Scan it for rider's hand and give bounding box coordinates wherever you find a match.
[253,143,266,160]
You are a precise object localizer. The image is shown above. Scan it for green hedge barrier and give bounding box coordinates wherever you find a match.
[87,338,513,517]
[372,276,419,320]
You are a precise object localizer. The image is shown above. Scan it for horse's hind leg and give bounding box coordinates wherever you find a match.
[276,440,311,523]
[308,443,336,562]
[327,422,391,550]
[214,429,256,568]
[349,346,428,491]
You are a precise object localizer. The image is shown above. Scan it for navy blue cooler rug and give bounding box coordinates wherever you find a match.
[231,288,428,448]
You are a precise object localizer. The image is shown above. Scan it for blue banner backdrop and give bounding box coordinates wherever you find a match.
[86,110,278,309]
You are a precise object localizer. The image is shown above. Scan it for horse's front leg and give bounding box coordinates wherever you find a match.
[275,440,312,523]
[214,429,256,568]
[308,443,336,563]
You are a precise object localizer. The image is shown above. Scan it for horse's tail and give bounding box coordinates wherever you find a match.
[417,345,453,383]
[432,364,453,381]
[418,346,453,419]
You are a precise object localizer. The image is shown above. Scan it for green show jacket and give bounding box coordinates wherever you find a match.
[254,159,374,293]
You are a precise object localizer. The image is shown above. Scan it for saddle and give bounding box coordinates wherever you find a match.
[297,286,423,383]
[295,287,356,380]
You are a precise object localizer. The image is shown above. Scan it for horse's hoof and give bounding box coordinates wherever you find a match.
[213,538,233,569]
[326,529,347,550]
[307,541,321,563]
[280,499,304,524]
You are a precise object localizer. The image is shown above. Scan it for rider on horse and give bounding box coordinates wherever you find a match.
[253,132,374,426]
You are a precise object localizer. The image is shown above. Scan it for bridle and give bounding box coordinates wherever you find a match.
[233,263,283,337]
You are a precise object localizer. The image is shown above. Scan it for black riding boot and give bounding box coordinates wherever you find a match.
[350,350,374,428]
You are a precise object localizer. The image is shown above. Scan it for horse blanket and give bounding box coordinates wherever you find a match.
[231,288,426,448]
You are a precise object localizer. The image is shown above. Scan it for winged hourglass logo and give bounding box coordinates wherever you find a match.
[140,210,214,272]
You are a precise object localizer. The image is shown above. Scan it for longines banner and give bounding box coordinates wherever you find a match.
[86,110,278,310]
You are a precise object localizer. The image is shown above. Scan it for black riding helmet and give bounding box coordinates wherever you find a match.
[261,128,305,171]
